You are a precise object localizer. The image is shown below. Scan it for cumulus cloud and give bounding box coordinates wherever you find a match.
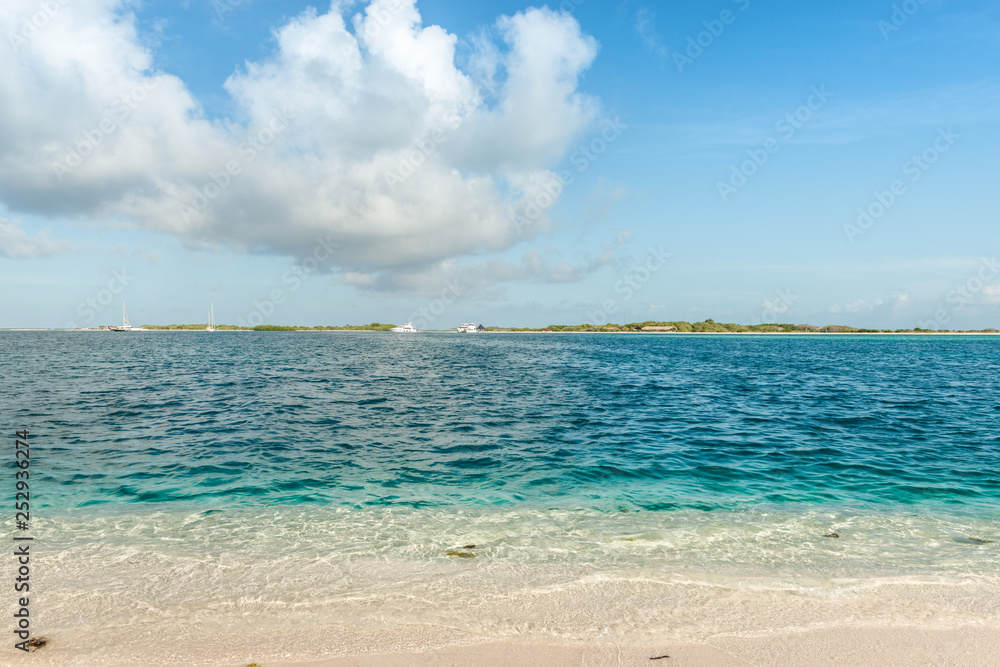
[0,218,74,258]
[0,0,601,289]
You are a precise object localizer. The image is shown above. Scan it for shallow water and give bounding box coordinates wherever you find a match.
[3,331,999,644]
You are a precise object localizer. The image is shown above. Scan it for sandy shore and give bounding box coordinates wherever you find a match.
[276,627,1000,667]
[10,623,999,666]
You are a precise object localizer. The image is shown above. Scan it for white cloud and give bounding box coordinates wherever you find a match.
[847,298,876,313]
[0,218,74,258]
[829,297,883,314]
[0,0,601,289]
[634,8,668,61]
[827,292,917,320]
[762,299,783,313]
[347,232,625,295]
[891,292,913,309]
[982,285,1000,305]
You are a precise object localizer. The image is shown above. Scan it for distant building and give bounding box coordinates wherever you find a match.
[640,326,678,332]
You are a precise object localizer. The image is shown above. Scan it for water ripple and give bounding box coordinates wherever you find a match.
[2,332,998,514]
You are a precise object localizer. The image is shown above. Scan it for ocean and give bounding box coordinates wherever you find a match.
[4,331,999,656]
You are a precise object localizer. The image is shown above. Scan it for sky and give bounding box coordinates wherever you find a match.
[1,0,998,329]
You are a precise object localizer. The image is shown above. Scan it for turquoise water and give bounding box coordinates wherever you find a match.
[7,332,1000,513]
[4,332,1000,647]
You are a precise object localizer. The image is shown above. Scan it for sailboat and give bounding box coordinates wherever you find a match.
[206,303,216,332]
[110,302,144,332]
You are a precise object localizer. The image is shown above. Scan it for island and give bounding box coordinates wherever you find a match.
[98,319,998,334]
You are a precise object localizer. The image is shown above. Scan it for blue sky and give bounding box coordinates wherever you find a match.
[1,0,998,329]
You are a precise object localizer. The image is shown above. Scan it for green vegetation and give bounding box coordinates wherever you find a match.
[141,322,397,331]
[135,320,997,333]
[253,323,396,331]
[143,323,250,330]
[489,319,998,333]
[512,319,803,333]
[305,323,397,331]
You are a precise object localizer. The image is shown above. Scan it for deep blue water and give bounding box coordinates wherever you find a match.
[4,332,1000,515]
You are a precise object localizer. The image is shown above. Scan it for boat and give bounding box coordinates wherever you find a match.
[390,322,418,333]
[457,322,476,333]
[206,303,216,332]
[110,302,144,332]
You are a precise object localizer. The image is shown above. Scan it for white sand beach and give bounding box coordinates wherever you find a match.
[9,623,1000,666]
